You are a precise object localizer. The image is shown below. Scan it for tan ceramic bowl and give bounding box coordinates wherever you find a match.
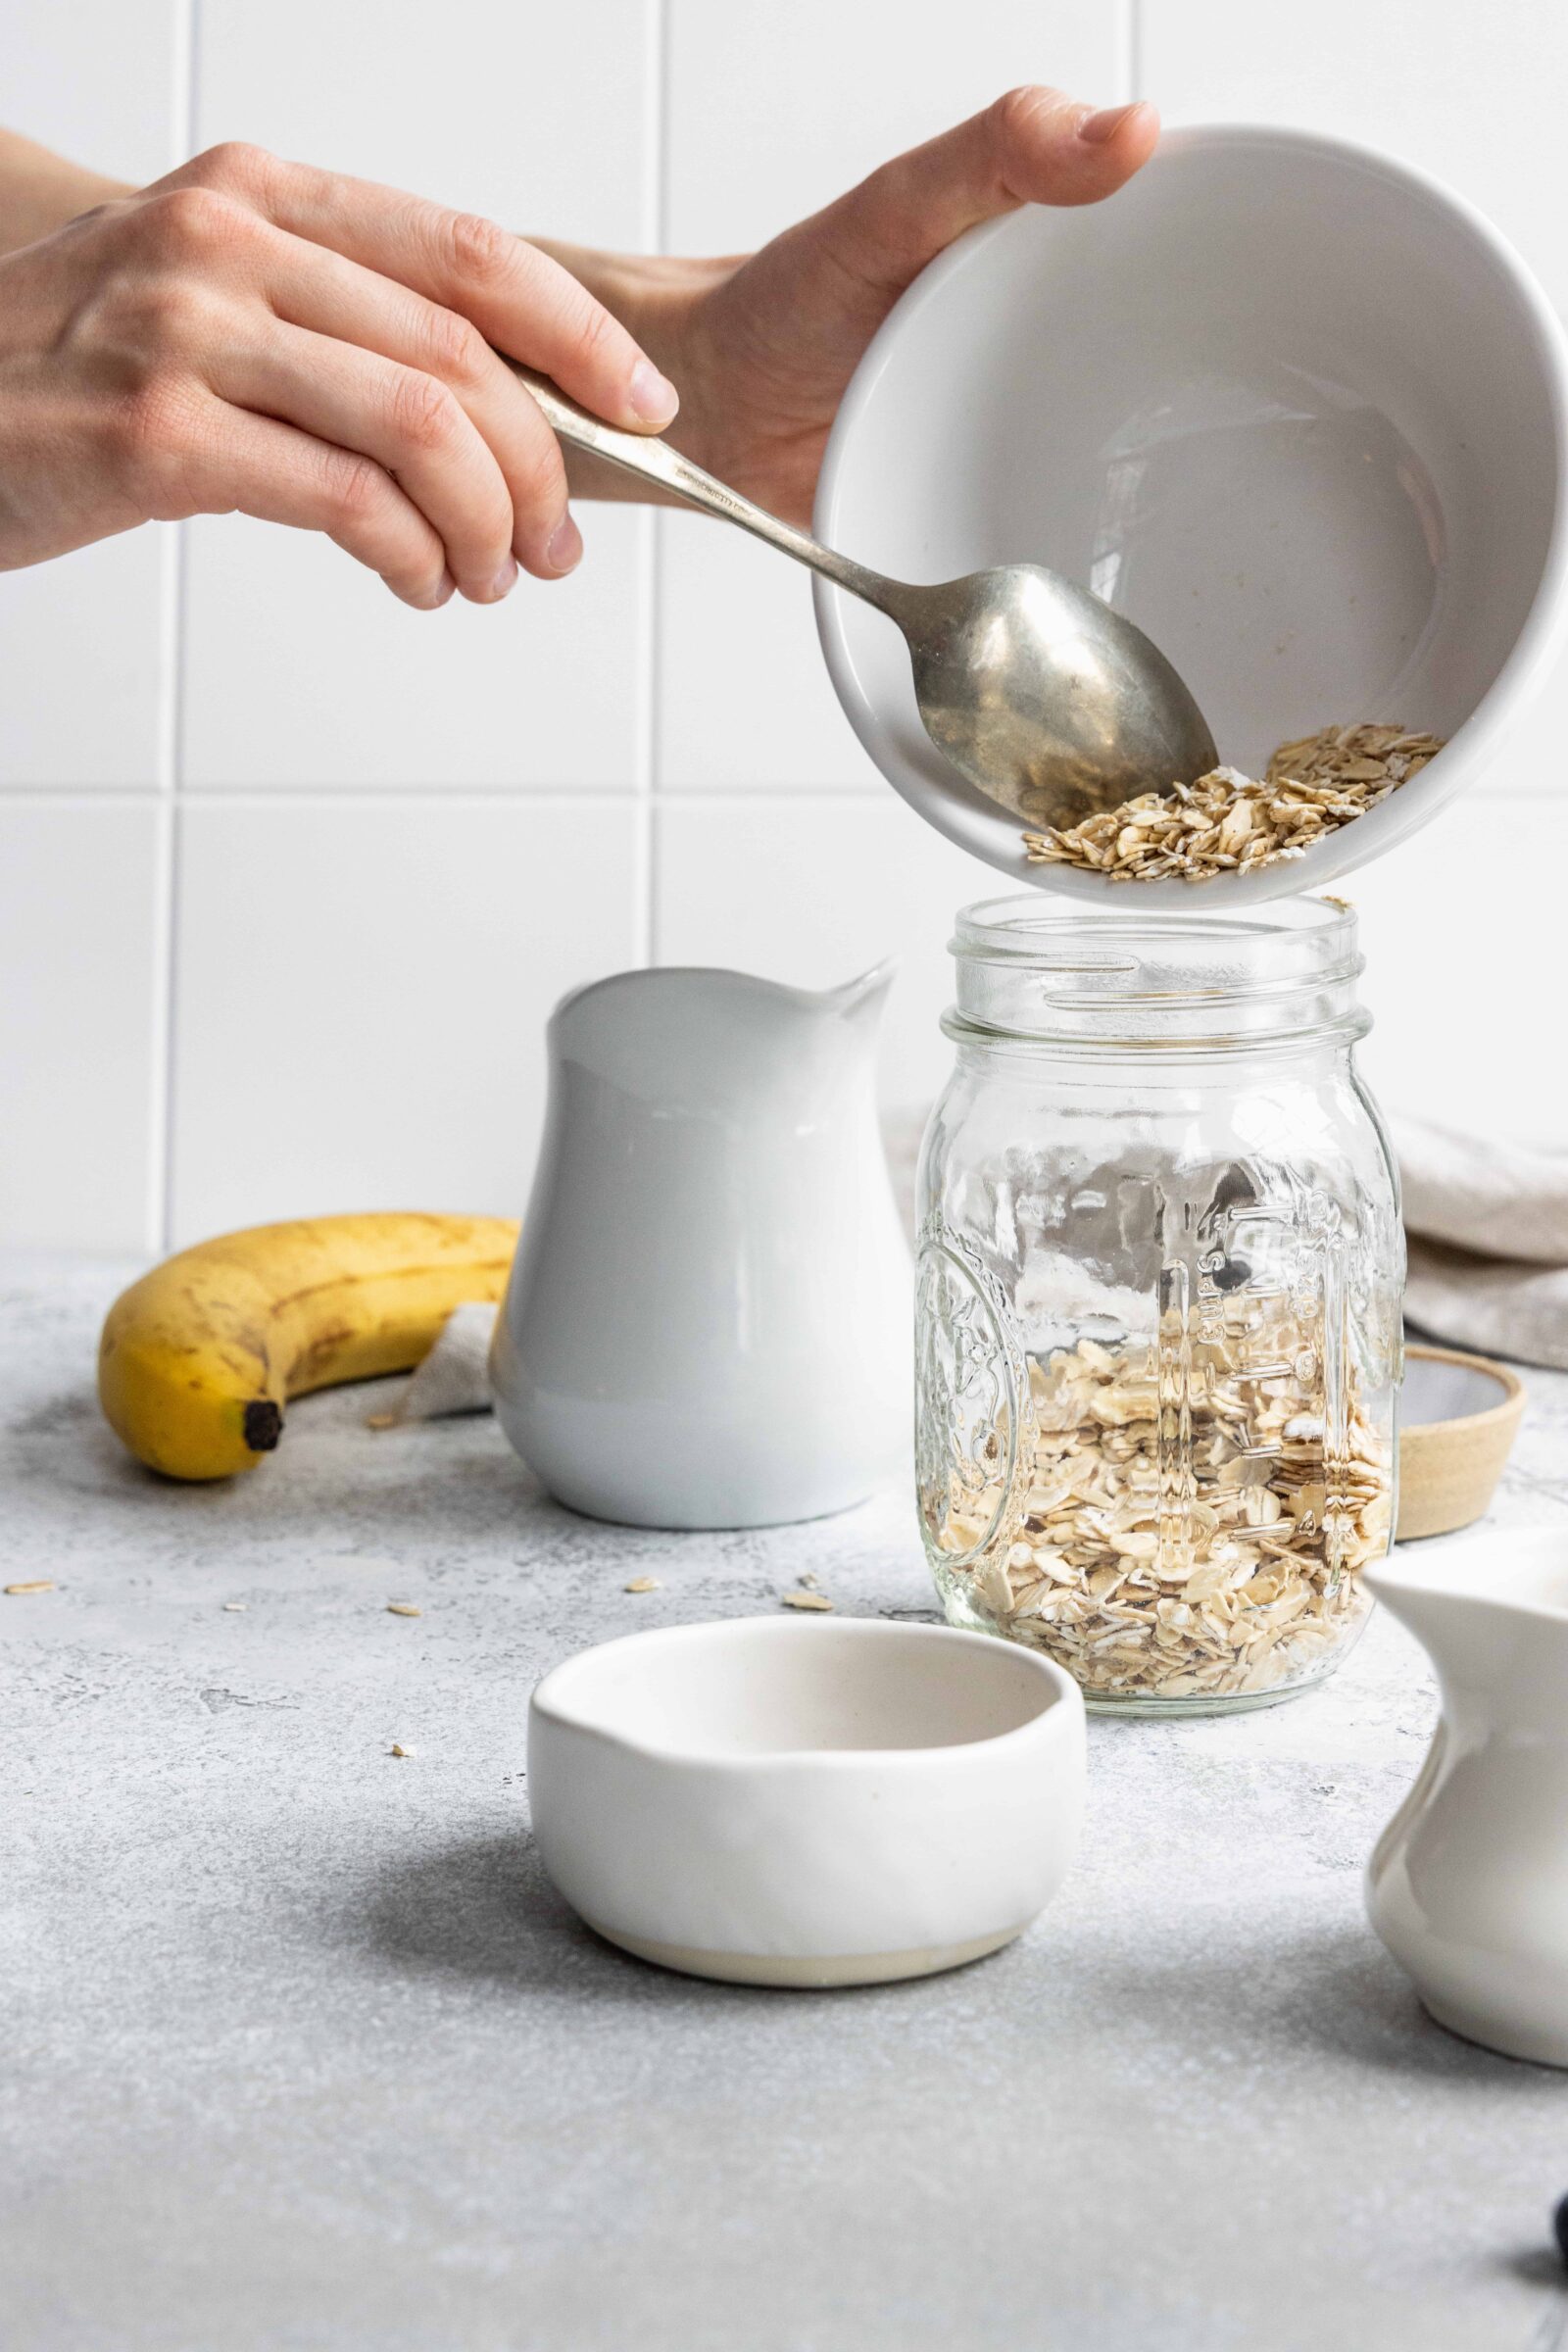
[1396,1344,1527,1543]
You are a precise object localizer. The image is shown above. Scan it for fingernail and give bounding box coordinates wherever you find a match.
[546,514,583,574]
[627,359,679,426]
[412,570,455,610]
[1079,100,1144,144]
[489,556,518,600]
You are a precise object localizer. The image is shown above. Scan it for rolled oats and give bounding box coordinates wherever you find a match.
[1022,724,1444,884]
[928,1324,1392,1703]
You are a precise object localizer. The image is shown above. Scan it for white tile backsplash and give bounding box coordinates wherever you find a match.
[168,796,639,1245]
[6,0,1568,1252]
[7,0,182,186]
[0,799,163,1251]
[193,0,653,250]
[656,514,878,791]
[181,509,648,790]
[0,530,171,789]
[663,0,1128,251]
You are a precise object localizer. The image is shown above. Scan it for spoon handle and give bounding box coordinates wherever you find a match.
[506,362,901,616]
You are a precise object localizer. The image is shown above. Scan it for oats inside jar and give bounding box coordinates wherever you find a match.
[925,1322,1393,1705]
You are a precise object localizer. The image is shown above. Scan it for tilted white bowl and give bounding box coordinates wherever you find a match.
[528,1617,1085,1986]
[814,124,1568,904]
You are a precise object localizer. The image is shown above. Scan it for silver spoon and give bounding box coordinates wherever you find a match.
[510,365,1217,832]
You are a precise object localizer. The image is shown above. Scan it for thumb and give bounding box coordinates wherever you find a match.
[805,86,1158,301]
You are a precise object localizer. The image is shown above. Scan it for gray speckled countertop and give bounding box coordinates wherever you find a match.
[5,1251,1568,2352]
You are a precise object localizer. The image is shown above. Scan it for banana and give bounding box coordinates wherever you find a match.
[98,1211,519,1482]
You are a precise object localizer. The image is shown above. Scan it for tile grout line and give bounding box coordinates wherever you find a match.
[629,0,671,969]
[4,780,1549,807]
[92,785,921,807]
[1123,0,1144,101]
[152,0,200,1257]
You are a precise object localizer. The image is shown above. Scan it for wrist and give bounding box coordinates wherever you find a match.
[0,131,130,257]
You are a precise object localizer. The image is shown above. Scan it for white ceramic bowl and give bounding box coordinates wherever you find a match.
[814,124,1568,904]
[528,1616,1084,1986]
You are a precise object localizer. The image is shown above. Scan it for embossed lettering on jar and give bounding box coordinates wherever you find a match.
[915,897,1402,1715]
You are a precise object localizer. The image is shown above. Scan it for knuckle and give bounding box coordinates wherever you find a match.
[564,296,617,373]
[420,307,488,389]
[512,431,565,524]
[184,140,275,196]
[386,368,461,455]
[991,82,1067,146]
[140,184,250,262]
[442,209,512,285]
[326,453,390,530]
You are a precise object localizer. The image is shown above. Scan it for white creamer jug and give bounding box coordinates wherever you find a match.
[490,963,910,1529]
[1365,1530,1568,2066]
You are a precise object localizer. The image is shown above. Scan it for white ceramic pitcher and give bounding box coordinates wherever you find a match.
[490,963,910,1529]
[1365,1530,1568,2066]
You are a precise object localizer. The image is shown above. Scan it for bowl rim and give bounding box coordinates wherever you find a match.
[529,1614,1080,1771]
[1402,1340,1528,1436]
[812,120,1568,905]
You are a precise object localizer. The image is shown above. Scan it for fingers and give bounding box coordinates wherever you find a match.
[174,397,456,608]
[166,144,679,430]
[806,86,1160,296]
[250,227,585,579]
[213,320,530,601]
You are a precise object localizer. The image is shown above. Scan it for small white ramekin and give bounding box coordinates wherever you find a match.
[529,1616,1084,1987]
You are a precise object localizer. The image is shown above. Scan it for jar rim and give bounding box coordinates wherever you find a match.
[952,892,1357,967]
[946,892,1366,1050]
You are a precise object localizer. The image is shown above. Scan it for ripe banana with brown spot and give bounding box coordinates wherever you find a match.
[98,1212,519,1481]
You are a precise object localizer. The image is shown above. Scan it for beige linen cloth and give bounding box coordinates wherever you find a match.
[1395,1114,1568,1370]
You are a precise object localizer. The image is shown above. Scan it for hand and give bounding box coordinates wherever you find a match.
[547,88,1158,526]
[0,141,680,604]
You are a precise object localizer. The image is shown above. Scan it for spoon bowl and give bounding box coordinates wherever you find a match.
[510,364,1217,829]
[895,564,1216,828]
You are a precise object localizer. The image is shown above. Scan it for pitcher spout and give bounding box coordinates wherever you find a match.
[819,957,898,1030]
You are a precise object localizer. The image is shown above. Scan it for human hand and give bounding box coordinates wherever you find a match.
[0,141,680,603]
[549,88,1157,527]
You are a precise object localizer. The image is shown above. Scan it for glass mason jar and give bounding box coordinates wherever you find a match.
[915,896,1402,1715]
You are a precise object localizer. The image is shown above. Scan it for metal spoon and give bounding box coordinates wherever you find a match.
[510,365,1217,831]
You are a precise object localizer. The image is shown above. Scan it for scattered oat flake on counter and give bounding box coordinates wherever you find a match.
[222,1602,247,1612]
[1022,725,1444,883]
[390,1743,416,1758]
[624,1577,660,1593]
[365,1412,397,1431]
[5,1580,54,1595]
[781,1590,833,1612]
[385,1601,422,1617]
[798,1571,820,1590]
